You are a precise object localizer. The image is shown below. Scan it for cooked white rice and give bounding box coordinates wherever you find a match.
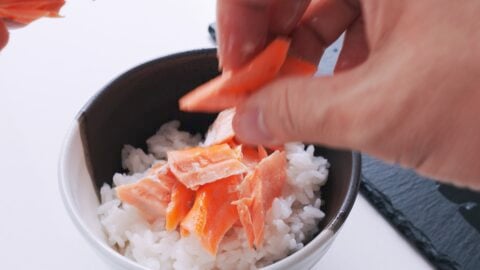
[98,121,329,270]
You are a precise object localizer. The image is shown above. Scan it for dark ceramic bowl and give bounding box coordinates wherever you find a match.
[59,49,361,270]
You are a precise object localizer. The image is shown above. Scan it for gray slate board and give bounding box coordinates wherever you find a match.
[361,155,480,270]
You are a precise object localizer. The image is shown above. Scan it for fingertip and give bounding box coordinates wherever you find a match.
[216,0,269,71]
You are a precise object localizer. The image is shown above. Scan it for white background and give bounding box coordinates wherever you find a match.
[0,1,433,269]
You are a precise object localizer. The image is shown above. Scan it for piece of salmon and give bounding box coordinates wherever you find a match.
[203,108,236,146]
[0,0,65,25]
[237,145,269,170]
[179,38,291,112]
[202,108,268,170]
[165,182,195,231]
[232,188,255,246]
[179,39,320,114]
[278,55,317,77]
[257,145,268,159]
[116,177,173,223]
[147,160,167,174]
[116,164,177,223]
[167,143,248,189]
[147,161,178,187]
[234,151,287,248]
[180,175,241,255]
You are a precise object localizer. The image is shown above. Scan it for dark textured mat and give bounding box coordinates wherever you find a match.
[361,155,480,270]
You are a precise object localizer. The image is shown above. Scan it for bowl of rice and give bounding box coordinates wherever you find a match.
[59,49,361,270]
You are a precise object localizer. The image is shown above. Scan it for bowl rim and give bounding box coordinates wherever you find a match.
[58,49,361,269]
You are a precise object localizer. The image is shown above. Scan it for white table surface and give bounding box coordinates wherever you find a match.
[0,1,434,269]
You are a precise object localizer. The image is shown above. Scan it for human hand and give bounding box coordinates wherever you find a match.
[217,0,480,189]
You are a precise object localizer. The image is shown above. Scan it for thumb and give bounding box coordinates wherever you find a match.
[233,70,374,149]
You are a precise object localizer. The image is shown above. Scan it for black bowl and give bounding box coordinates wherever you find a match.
[67,49,361,269]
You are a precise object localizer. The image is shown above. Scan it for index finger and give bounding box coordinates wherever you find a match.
[217,0,271,71]
[217,0,310,71]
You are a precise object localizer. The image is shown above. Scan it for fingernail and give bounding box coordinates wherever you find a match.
[234,106,275,144]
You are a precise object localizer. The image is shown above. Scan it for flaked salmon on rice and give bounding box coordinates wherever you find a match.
[100,124,328,269]
[165,181,195,231]
[234,151,287,248]
[180,175,241,255]
[167,143,248,189]
[116,109,287,256]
